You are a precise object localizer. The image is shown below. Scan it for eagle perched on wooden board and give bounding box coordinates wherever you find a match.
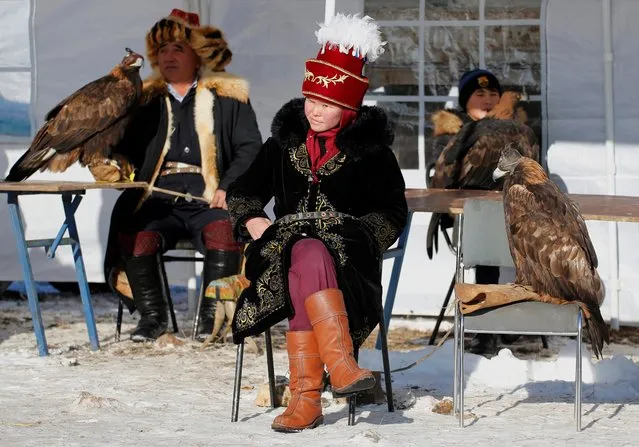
[5,48,144,183]
[493,148,609,358]
[427,91,540,258]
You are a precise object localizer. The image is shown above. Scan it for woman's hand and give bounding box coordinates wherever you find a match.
[210,189,227,209]
[246,217,273,240]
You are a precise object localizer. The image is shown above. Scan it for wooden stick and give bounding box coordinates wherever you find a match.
[147,185,209,204]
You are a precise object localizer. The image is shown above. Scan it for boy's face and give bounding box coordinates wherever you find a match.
[466,88,500,120]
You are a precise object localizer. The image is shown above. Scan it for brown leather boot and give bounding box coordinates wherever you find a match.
[271,331,324,433]
[304,288,376,397]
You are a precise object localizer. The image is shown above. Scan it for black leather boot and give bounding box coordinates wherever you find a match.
[195,249,242,341]
[123,254,169,342]
[467,333,498,355]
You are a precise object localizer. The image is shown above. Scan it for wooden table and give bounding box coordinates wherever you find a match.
[378,188,639,347]
[405,188,639,222]
[0,180,147,356]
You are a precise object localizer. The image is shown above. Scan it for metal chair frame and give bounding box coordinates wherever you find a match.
[452,201,584,431]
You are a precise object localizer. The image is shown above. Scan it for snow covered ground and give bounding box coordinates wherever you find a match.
[1,290,639,446]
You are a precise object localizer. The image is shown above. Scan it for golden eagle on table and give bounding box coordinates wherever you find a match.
[493,148,609,358]
[5,48,144,183]
[427,91,540,258]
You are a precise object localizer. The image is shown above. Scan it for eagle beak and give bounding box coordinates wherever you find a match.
[492,166,507,181]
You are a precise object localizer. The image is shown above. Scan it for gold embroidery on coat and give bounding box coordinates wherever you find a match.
[289,144,346,178]
[360,212,400,253]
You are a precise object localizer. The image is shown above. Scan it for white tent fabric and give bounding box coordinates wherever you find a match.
[545,0,639,324]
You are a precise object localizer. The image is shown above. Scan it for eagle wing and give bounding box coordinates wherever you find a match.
[6,73,139,181]
[504,180,608,357]
[431,119,539,190]
[504,182,602,299]
[43,74,139,153]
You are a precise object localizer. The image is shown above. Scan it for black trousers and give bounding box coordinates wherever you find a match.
[124,197,229,255]
[475,265,500,285]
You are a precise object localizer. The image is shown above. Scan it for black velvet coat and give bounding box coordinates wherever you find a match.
[227,98,408,346]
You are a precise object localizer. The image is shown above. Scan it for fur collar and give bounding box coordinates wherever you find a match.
[271,98,394,160]
[431,109,470,136]
[141,68,249,104]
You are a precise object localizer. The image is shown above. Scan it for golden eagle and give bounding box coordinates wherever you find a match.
[493,148,609,358]
[5,48,144,182]
[427,92,539,258]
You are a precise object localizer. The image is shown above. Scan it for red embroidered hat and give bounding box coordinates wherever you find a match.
[302,14,385,110]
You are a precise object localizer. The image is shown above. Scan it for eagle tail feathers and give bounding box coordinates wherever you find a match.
[5,147,56,182]
[585,305,609,360]
[426,213,440,259]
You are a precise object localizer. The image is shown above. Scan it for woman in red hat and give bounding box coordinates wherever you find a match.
[104,9,262,342]
[226,14,408,432]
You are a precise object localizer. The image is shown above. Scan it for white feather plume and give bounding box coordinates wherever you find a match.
[315,13,386,62]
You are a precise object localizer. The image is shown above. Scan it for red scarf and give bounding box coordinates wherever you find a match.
[306,109,357,182]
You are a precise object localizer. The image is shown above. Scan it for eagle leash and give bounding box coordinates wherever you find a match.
[388,300,456,374]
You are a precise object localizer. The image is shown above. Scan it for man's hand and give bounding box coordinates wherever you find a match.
[210,189,227,209]
[246,217,272,241]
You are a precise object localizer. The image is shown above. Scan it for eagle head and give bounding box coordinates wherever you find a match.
[492,146,523,181]
[121,47,145,69]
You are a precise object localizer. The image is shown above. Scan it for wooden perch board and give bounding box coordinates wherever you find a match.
[0,180,148,193]
[455,283,591,319]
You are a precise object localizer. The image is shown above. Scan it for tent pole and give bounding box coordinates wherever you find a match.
[603,0,620,331]
[324,0,335,23]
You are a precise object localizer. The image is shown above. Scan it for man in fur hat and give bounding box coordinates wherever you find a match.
[104,9,262,342]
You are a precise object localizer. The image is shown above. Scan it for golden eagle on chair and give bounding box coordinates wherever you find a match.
[493,147,609,359]
[426,91,540,258]
[5,48,144,183]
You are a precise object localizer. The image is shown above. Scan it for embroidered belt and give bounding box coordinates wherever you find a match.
[277,211,351,225]
[160,161,202,176]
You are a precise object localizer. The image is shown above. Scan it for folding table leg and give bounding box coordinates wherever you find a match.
[62,194,99,351]
[7,193,48,356]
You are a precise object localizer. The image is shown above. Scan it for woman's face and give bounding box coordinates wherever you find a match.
[304,97,343,132]
[466,88,500,120]
[157,41,200,84]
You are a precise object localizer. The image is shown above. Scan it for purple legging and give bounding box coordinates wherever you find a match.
[287,238,338,331]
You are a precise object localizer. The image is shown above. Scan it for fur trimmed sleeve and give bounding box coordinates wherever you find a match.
[358,147,408,253]
[226,137,277,242]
